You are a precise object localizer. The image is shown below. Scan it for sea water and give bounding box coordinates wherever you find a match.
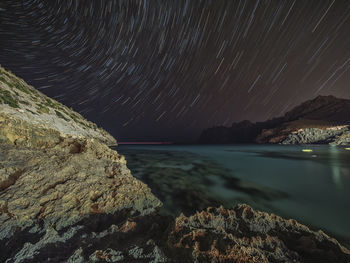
[115,144,350,246]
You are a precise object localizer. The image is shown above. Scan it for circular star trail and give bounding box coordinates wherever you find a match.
[0,0,350,142]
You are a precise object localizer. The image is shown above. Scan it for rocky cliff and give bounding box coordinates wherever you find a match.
[1,67,350,262]
[0,66,165,262]
[0,66,116,146]
[0,138,164,262]
[200,95,350,145]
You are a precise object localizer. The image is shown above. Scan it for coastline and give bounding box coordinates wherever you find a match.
[1,67,350,262]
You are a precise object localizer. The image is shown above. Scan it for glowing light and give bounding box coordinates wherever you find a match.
[302,149,313,152]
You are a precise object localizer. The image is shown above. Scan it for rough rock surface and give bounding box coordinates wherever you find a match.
[0,65,167,263]
[0,66,116,146]
[0,138,163,262]
[256,122,350,145]
[200,95,350,145]
[167,204,350,263]
[281,127,350,145]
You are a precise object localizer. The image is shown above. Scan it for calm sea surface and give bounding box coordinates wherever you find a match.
[115,144,350,246]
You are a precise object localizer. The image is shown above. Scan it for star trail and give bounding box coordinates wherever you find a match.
[0,0,349,142]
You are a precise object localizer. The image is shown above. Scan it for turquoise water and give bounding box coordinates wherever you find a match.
[116,144,350,246]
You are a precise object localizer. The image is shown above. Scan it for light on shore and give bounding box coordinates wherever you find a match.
[302,149,313,152]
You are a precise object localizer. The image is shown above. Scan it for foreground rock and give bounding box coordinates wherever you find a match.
[167,205,350,263]
[0,66,167,262]
[0,138,163,262]
[200,95,350,145]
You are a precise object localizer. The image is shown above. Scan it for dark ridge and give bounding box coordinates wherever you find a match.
[199,95,350,144]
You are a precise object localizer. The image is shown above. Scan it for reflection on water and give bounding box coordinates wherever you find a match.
[116,144,350,248]
[252,145,349,191]
[330,146,342,188]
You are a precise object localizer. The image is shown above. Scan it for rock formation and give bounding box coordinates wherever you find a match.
[199,95,350,145]
[0,66,116,146]
[1,66,350,262]
[0,138,164,262]
[167,205,350,263]
[0,66,165,262]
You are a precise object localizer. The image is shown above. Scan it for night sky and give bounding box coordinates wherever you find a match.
[0,0,350,142]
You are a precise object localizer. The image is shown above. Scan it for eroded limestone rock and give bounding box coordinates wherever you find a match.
[0,138,162,262]
[0,66,116,146]
[167,205,350,263]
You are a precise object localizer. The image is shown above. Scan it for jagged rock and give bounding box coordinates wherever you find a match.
[332,130,350,145]
[281,127,349,144]
[0,65,168,263]
[0,138,162,262]
[89,248,124,262]
[167,204,350,263]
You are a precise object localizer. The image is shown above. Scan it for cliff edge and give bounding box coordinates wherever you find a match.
[0,66,116,146]
[0,66,164,262]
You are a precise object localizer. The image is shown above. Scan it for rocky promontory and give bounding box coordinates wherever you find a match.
[0,66,166,262]
[0,66,116,147]
[1,67,350,262]
[200,95,350,145]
